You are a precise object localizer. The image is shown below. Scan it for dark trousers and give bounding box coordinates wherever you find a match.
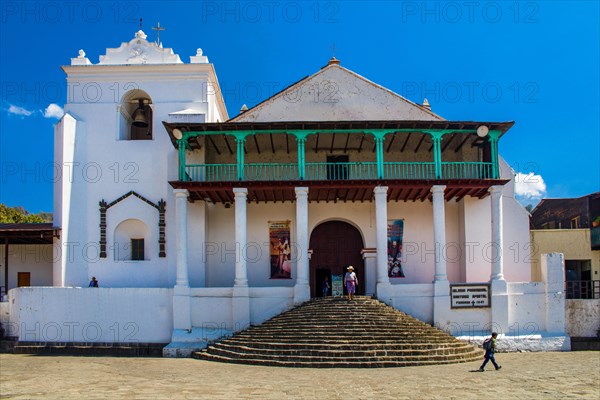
[480,350,499,370]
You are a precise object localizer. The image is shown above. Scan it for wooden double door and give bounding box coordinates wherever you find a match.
[309,221,364,298]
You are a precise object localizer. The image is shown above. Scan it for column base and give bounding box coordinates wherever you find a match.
[232,286,250,332]
[173,285,191,331]
[490,279,509,334]
[293,283,310,305]
[433,280,451,329]
[376,282,392,305]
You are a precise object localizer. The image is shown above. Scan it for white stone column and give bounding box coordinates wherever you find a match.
[232,188,250,332]
[489,185,504,281]
[374,186,391,301]
[174,189,190,287]
[431,185,450,328]
[173,189,191,331]
[431,185,447,282]
[294,187,310,304]
[489,186,508,334]
[233,188,248,287]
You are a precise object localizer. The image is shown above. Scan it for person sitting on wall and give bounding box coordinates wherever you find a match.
[89,277,99,287]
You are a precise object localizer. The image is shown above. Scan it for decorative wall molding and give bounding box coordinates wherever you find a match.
[99,191,166,258]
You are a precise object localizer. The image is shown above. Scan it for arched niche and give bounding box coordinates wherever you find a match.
[119,89,153,140]
[113,218,150,261]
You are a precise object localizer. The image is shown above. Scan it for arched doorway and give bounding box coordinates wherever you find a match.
[309,221,365,298]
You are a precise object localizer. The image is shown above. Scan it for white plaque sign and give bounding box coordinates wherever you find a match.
[450,284,491,308]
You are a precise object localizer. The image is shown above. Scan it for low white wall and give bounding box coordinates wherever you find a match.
[382,284,434,324]
[7,287,173,343]
[566,299,600,337]
[381,279,563,339]
[189,287,294,332]
[507,283,547,335]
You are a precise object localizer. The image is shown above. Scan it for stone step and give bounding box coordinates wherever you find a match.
[236,328,449,341]
[195,352,480,368]
[211,342,479,357]
[221,339,470,350]
[12,342,166,357]
[204,347,481,363]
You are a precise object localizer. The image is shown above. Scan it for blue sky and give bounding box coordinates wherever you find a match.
[1,1,598,213]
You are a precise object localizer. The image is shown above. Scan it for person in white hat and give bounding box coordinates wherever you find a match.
[344,266,358,300]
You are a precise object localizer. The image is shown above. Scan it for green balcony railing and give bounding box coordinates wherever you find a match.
[384,162,436,179]
[184,161,495,182]
[305,162,378,180]
[185,164,237,181]
[441,162,494,179]
[244,163,299,181]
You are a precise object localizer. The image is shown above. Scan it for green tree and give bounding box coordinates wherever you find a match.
[0,204,47,223]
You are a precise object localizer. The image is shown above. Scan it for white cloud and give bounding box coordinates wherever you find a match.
[44,103,64,119]
[515,172,547,199]
[7,104,33,117]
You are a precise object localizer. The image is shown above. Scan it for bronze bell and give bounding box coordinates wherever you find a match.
[132,99,148,127]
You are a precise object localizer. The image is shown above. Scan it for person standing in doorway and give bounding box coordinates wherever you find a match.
[344,266,358,301]
[322,276,330,297]
[479,332,501,371]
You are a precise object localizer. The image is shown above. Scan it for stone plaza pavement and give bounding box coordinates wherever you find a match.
[0,352,598,399]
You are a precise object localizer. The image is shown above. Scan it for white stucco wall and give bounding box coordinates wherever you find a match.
[55,62,225,289]
[7,287,173,343]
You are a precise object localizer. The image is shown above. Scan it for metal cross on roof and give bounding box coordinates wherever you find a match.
[152,22,166,46]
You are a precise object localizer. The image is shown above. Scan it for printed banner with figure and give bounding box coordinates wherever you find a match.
[269,220,292,279]
[387,219,405,278]
[331,274,344,297]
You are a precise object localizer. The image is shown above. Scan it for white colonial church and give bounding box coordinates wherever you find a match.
[0,30,571,354]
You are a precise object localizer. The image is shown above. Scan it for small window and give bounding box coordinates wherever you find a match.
[131,238,145,261]
[571,216,580,229]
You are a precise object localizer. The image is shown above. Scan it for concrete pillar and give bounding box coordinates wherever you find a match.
[173,189,191,331]
[542,253,567,334]
[374,186,391,300]
[294,187,310,304]
[431,185,447,282]
[489,186,504,281]
[233,188,248,287]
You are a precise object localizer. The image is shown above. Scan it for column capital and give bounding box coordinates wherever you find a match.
[489,185,503,196]
[430,185,446,194]
[373,186,388,195]
[233,187,248,196]
[294,187,309,197]
[174,189,189,198]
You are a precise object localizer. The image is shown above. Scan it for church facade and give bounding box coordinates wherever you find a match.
[1,31,570,354]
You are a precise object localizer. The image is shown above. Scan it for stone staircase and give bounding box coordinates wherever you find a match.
[195,296,481,367]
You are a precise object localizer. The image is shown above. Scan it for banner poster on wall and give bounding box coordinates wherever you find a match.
[269,220,292,279]
[387,219,406,278]
[332,274,344,297]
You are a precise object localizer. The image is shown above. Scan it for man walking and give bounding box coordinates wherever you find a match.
[479,332,501,371]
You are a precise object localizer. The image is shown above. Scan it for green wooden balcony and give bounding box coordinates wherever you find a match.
[182,161,494,182]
